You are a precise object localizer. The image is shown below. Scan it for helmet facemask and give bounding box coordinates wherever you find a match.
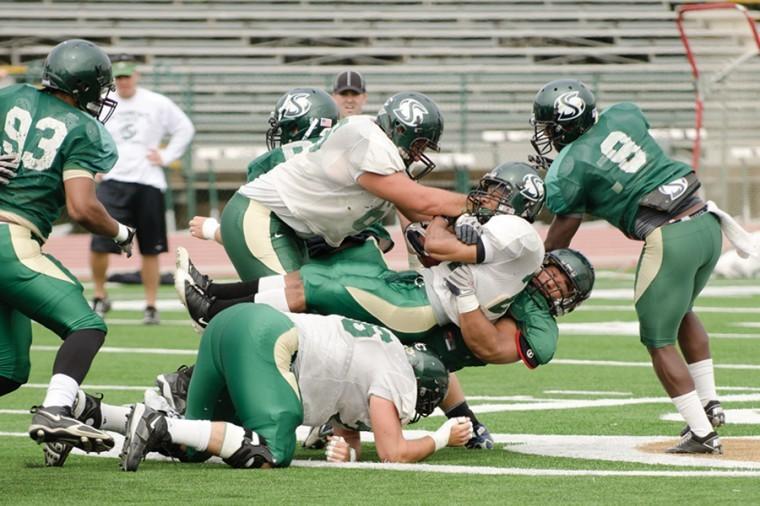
[90,84,117,123]
[405,344,448,423]
[401,136,440,180]
[467,178,517,224]
[532,250,594,316]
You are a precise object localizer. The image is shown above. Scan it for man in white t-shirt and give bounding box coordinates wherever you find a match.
[89,55,195,324]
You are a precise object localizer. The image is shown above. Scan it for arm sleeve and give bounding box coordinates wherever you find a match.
[63,121,118,175]
[510,292,559,367]
[157,97,195,165]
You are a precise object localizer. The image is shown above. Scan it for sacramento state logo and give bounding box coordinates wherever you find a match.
[393,98,428,126]
[521,174,545,202]
[278,93,311,119]
[555,91,586,121]
[657,177,688,199]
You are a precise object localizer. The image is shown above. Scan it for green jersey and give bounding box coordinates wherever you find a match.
[508,287,558,367]
[0,84,117,240]
[246,139,313,182]
[545,103,692,238]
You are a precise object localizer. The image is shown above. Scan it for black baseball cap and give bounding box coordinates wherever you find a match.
[332,70,366,94]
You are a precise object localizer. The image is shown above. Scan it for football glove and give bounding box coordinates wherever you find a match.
[0,153,20,185]
[114,226,136,258]
[454,214,482,245]
[444,265,475,297]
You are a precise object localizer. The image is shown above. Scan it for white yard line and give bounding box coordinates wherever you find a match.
[580,305,760,314]
[543,390,633,396]
[554,358,760,370]
[2,430,759,475]
[31,345,196,355]
[20,383,150,391]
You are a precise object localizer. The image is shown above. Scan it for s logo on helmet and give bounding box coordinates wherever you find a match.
[393,98,428,127]
[278,93,311,119]
[521,174,545,202]
[555,91,586,121]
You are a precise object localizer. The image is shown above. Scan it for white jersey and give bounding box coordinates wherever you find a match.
[422,214,545,325]
[104,87,195,190]
[238,115,405,246]
[290,312,417,430]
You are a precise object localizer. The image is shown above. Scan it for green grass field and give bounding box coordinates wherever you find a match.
[2,274,759,505]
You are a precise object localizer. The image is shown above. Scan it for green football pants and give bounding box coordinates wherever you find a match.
[634,213,722,348]
[184,303,303,467]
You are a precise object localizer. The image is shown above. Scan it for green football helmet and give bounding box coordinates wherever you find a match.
[405,343,448,421]
[265,87,339,150]
[530,79,597,156]
[533,248,595,316]
[376,91,443,180]
[467,161,545,224]
[41,39,116,123]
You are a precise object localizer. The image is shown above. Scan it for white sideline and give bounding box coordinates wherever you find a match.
[554,358,760,370]
[579,305,760,314]
[31,345,197,356]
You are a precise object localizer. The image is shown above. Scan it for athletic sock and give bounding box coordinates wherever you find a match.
[52,328,106,383]
[672,390,713,437]
[687,358,718,407]
[208,296,255,320]
[219,423,248,459]
[444,401,481,426]
[42,374,79,408]
[99,403,131,433]
[253,289,290,311]
[166,418,212,452]
[207,279,259,300]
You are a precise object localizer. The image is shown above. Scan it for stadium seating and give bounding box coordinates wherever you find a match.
[2,0,758,213]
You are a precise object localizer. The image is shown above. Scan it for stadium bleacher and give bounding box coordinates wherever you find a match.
[1,0,758,215]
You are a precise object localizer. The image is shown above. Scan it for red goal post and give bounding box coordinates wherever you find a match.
[675,2,760,170]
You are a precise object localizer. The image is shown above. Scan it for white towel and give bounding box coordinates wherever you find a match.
[706,201,759,259]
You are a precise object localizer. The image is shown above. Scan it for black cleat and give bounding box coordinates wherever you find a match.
[176,246,211,292]
[465,422,495,450]
[679,400,726,437]
[666,430,723,454]
[29,405,113,454]
[41,390,106,466]
[120,403,171,472]
[155,365,194,416]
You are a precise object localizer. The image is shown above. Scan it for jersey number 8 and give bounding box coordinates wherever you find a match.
[600,131,646,174]
[3,106,68,172]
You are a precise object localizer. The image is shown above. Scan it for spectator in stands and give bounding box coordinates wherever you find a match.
[90,55,195,324]
[331,70,367,118]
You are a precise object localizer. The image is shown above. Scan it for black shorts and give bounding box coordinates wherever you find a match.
[90,180,168,255]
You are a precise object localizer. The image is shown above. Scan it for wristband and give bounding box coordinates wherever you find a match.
[456,293,480,314]
[202,218,220,241]
[114,223,130,242]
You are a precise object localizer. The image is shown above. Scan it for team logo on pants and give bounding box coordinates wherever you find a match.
[278,93,312,119]
[393,98,428,126]
[554,91,586,121]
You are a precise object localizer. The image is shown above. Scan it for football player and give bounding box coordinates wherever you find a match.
[190,87,394,278]
[117,303,472,471]
[0,39,136,459]
[194,91,463,281]
[532,78,757,454]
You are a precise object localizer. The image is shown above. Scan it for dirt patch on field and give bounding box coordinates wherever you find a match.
[639,439,760,462]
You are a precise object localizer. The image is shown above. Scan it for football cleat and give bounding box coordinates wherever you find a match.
[175,248,213,332]
[41,390,106,466]
[155,365,194,416]
[302,423,334,450]
[679,400,726,437]
[120,403,171,472]
[91,297,111,318]
[176,246,211,292]
[223,429,274,468]
[666,430,723,455]
[28,405,113,454]
[465,422,495,450]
